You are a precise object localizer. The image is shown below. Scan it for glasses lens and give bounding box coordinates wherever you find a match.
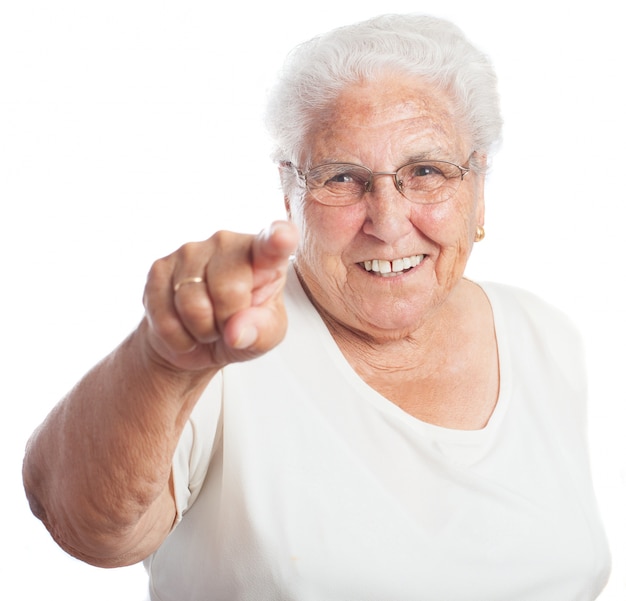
[306,164,371,206]
[397,161,464,204]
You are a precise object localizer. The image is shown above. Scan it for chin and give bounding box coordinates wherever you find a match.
[349,303,429,339]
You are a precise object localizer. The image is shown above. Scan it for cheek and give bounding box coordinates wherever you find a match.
[413,205,475,246]
[297,201,364,255]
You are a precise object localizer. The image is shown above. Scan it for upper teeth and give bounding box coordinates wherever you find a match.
[362,255,424,275]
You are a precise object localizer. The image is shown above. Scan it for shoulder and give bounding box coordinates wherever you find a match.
[480,281,580,339]
[480,281,586,378]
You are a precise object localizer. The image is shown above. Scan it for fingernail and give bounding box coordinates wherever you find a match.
[233,325,258,349]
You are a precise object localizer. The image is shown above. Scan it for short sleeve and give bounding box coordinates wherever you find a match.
[170,371,224,524]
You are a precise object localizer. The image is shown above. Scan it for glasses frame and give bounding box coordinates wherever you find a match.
[283,157,472,206]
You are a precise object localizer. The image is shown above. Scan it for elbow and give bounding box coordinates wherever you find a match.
[22,448,139,568]
[23,459,172,569]
[23,486,149,568]
[22,439,55,538]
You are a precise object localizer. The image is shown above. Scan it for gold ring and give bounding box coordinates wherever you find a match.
[173,276,205,293]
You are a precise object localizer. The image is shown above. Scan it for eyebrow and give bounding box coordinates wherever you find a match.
[309,148,452,169]
[402,148,445,162]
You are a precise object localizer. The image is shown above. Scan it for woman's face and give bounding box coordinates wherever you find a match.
[287,73,485,341]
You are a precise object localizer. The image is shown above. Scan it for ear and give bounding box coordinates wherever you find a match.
[284,194,293,220]
[472,152,487,227]
[277,164,294,221]
[476,185,485,227]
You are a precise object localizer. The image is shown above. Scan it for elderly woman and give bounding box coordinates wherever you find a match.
[23,14,610,600]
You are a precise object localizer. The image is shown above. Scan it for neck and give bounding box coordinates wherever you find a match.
[305,276,499,430]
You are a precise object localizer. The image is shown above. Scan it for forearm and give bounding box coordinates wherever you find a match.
[22,319,216,566]
[23,222,297,566]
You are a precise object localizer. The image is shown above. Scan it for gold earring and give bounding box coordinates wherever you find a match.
[475,225,485,242]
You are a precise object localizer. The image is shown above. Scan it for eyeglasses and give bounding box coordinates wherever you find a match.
[286,158,471,206]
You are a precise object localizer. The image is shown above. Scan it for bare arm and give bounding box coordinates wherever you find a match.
[22,221,298,567]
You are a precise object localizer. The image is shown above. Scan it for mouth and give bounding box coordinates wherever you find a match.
[360,254,425,278]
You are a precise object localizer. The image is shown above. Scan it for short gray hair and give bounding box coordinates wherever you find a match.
[265,13,502,191]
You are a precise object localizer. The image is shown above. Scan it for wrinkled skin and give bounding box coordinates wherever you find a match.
[22,71,495,572]
[287,74,485,343]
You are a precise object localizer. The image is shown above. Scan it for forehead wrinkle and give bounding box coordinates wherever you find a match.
[331,75,454,125]
[310,119,458,168]
[303,76,465,168]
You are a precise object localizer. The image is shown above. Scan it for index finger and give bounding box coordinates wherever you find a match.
[250,220,299,305]
[252,220,299,270]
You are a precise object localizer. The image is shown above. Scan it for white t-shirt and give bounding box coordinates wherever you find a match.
[145,266,611,600]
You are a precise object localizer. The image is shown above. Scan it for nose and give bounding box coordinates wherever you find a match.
[365,171,404,196]
[361,173,414,243]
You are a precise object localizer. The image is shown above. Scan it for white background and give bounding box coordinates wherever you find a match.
[1,0,624,598]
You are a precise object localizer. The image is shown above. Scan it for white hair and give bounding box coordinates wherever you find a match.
[265,13,502,194]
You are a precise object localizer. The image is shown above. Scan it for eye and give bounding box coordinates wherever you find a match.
[327,171,358,184]
[409,163,443,177]
[308,164,370,190]
[398,162,450,194]
[323,167,369,187]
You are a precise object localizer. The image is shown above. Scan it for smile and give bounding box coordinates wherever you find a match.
[361,255,425,277]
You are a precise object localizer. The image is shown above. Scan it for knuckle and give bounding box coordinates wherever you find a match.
[211,280,251,320]
[149,312,186,346]
[174,294,218,343]
[146,257,172,287]
[176,297,212,326]
[214,276,249,298]
[210,229,236,248]
[176,240,205,262]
